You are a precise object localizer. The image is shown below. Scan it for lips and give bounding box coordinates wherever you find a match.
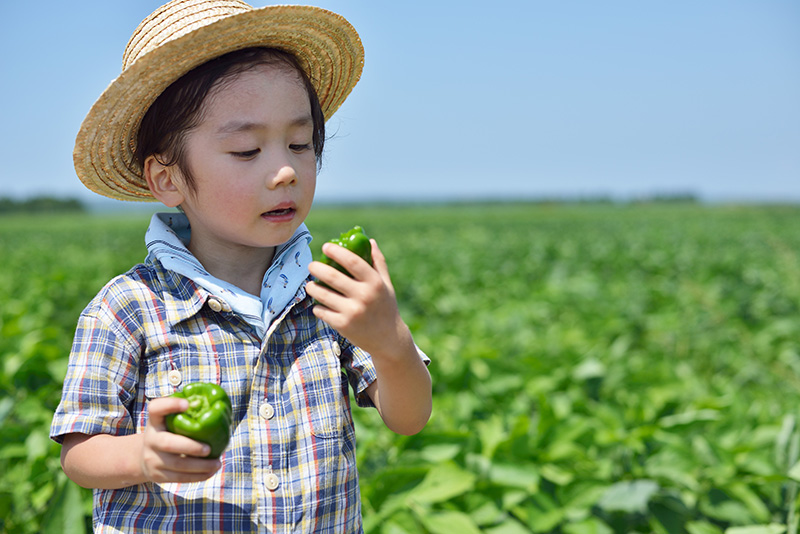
[264,207,294,216]
[262,202,297,220]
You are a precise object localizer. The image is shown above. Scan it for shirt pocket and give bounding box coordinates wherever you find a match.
[142,348,207,401]
[286,336,345,439]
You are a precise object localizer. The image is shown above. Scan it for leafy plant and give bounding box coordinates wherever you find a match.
[1,204,800,533]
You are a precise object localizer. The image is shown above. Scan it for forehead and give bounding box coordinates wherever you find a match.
[211,60,307,97]
[200,63,312,124]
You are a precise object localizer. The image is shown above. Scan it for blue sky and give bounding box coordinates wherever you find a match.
[1,1,798,205]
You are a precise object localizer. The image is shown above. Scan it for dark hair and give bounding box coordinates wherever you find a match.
[135,47,326,194]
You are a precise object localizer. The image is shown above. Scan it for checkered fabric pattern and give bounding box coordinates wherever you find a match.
[51,258,379,533]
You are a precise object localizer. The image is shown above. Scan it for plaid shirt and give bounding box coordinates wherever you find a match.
[51,257,381,533]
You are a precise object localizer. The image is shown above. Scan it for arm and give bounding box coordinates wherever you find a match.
[60,397,221,489]
[307,239,432,435]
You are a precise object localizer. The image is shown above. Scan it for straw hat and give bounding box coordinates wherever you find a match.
[74,0,364,201]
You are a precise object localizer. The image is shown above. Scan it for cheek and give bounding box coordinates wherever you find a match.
[300,159,317,187]
[195,174,254,212]
[306,169,317,190]
[302,170,317,202]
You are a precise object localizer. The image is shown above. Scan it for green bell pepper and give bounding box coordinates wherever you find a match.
[321,225,373,277]
[165,382,232,459]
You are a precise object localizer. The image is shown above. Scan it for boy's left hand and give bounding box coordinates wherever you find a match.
[307,239,412,357]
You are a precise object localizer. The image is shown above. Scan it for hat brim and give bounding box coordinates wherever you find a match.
[74,5,364,201]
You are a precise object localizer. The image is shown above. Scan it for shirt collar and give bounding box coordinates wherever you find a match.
[155,264,212,328]
[144,212,313,337]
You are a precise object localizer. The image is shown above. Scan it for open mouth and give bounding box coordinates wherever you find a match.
[262,206,296,219]
[264,208,294,216]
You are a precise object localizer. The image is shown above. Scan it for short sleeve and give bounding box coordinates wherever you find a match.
[50,302,142,444]
[339,338,430,409]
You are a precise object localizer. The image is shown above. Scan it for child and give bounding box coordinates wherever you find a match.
[49,1,432,532]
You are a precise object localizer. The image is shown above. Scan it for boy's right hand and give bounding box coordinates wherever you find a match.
[141,397,222,484]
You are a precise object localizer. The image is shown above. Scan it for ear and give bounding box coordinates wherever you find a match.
[144,155,186,208]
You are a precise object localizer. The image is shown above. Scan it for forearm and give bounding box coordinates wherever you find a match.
[369,331,432,435]
[61,433,148,489]
[61,398,222,489]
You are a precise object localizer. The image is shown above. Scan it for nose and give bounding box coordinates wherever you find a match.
[267,162,298,189]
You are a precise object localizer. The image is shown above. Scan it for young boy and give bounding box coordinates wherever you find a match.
[50,1,432,532]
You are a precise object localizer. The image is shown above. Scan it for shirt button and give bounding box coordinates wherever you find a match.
[332,341,341,357]
[168,370,182,386]
[266,473,280,491]
[207,297,223,312]
[259,402,275,420]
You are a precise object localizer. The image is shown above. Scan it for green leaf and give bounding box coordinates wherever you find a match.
[650,493,692,534]
[0,397,14,426]
[700,497,753,524]
[25,429,50,462]
[573,358,606,380]
[540,463,574,486]
[776,415,797,469]
[686,520,724,534]
[727,482,770,523]
[724,525,787,534]
[0,443,28,460]
[379,509,418,534]
[469,498,503,527]
[597,480,660,513]
[42,480,87,534]
[488,462,539,492]
[561,482,613,512]
[788,460,800,482]
[502,490,529,511]
[381,519,413,534]
[484,517,532,534]
[407,462,476,505]
[527,506,566,533]
[563,518,614,534]
[477,415,507,459]
[417,510,481,534]
[659,409,720,428]
[419,443,462,463]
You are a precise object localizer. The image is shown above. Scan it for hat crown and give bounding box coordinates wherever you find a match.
[123,0,251,70]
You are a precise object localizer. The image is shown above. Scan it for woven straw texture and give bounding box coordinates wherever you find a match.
[74,0,364,201]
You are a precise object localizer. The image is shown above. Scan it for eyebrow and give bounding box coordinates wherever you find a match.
[215,116,314,136]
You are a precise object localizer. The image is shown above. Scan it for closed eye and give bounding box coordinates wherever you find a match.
[231,149,260,159]
[289,143,312,153]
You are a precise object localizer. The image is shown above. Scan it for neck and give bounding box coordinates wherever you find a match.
[188,241,275,297]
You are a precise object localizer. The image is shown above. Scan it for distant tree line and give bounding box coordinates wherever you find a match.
[0,196,87,214]
[631,192,700,204]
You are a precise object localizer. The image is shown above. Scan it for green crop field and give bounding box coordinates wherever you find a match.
[2,203,800,533]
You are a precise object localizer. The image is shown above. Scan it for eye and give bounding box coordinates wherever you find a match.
[231,149,260,159]
[289,143,313,153]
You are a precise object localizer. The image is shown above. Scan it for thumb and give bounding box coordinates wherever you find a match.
[147,396,189,431]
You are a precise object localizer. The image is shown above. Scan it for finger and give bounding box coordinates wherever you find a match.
[162,453,221,474]
[147,397,189,431]
[320,243,375,280]
[308,288,349,331]
[369,239,395,292]
[311,301,333,325]
[308,260,359,297]
[307,278,347,308]
[153,431,213,458]
[310,300,349,332]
